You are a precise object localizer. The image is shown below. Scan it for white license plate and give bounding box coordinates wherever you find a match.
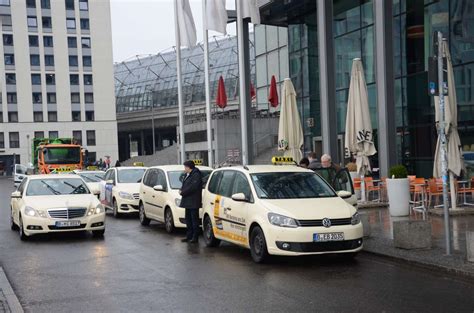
[55,220,81,227]
[313,232,344,242]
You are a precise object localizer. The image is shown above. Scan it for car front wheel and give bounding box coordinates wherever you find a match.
[113,199,121,218]
[18,214,29,241]
[250,226,269,263]
[203,215,220,247]
[10,208,18,231]
[164,208,175,233]
[139,202,150,226]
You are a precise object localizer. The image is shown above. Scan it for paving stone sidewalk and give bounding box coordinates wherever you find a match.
[0,268,23,313]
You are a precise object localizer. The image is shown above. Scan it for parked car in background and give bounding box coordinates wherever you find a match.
[73,170,105,197]
[14,164,28,187]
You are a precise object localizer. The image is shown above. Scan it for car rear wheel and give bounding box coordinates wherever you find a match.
[92,229,105,238]
[203,215,220,247]
[250,226,269,263]
[164,208,175,233]
[10,208,18,231]
[139,202,150,226]
[18,214,28,241]
[113,199,121,218]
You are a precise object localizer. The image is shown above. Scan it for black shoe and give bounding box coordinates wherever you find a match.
[181,238,189,242]
[189,238,198,243]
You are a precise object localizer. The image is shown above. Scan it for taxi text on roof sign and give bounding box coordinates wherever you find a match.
[133,162,144,167]
[271,156,295,165]
[193,159,203,166]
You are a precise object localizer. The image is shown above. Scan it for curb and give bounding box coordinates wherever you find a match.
[0,267,23,313]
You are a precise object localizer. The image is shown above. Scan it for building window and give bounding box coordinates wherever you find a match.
[34,131,44,139]
[0,0,10,6]
[27,16,37,27]
[5,73,16,85]
[71,92,80,103]
[86,130,96,146]
[30,54,40,66]
[66,18,76,29]
[26,0,35,8]
[79,0,88,11]
[41,0,50,9]
[68,36,77,48]
[48,131,58,139]
[69,55,78,67]
[29,35,39,47]
[84,93,94,103]
[3,34,13,46]
[73,130,82,145]
[81,37,91,48]
[72,111,81,121]
[44,55,54,66]
[32,92,42,104]
[83,56,92,67]
[31,74,41,85]
[70,74,79,85]
[7,92,16,104]
[85,111,94,121]
[4,54,14,65]
[42,16,52,29]
[84,74,93,85]
[65,0,74,10]
[47,111,57,122]
[9,132,19,148]
[43,36,53,47]
[8,112,18,122]
[1,15,12,26]
[80,18,89,30]
[47,92,56,104]
[33,111,43,122]
[46,74,55,85]
[0,133,5,149]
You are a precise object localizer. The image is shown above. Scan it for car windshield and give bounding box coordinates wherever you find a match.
[117,169,146,183]
[251,172,336,199]
[168,170,212,189]
[78,172,104,183]
[26,178,90,196]
[44,147,81,164]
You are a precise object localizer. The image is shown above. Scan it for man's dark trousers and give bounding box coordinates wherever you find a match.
[185,208,200,240]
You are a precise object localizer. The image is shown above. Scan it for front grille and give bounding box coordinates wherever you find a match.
[48,208,87,219]
[48,224,86,230]
[298,217,352,227]
[276,239,363,253]
[133,193,140,200]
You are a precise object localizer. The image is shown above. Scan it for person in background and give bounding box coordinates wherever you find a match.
[299,157,310,169]
[97,158,103,170]
[104,156,111,169]
[308,152,320,170]
[321,154,341,171]
[179,160,203,244]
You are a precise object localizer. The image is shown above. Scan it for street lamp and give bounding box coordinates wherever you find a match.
[145,85,156,155]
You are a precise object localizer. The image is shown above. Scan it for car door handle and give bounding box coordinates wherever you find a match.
[225,207,231,211]
[210,202,215,205]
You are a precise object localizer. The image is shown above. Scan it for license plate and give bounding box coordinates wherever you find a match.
[313,232,344,242]
[55,220,81,227]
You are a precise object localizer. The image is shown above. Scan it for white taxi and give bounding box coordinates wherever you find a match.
[100,166,147,217]
[10,174,106,240]
[201,164,363,263]
[138,165,213,233]
[73,170,105,197]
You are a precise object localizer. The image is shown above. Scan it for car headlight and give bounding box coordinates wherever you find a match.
[88,204,104,216]
[351,212,361,225]
[268,213,299,228]
[174,198,181,207]
[118,191,134,200]
[24,206,37,217]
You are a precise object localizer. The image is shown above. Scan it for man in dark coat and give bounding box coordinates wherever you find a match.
[179,160,203,243]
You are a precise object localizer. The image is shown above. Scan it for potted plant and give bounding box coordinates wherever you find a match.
[386,165,410,217]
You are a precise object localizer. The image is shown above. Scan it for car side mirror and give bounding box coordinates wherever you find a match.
[106,179,114,185]
[231,193,248,202]
[337,190,352,199]
[11,191,21,199]
[153,185,165,192]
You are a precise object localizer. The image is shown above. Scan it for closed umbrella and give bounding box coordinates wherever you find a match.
[433,40,463,209]
[268,75,279,108]
[216,76,227,109]
[278,78,303,162]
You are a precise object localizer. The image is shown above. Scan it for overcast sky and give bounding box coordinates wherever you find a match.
[110,0,237,62]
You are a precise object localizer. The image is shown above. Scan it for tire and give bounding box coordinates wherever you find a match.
[113,199,121,218]
[139,202,151,226]
[18,214,29,241]
[164,207,175,234]
[203,215,220,247]
[92,229,105,238]
[10,208,18,231]
[250,226,269,263]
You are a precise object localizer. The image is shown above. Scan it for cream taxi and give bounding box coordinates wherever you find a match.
[201,164,363,263]
[100,166,147,217]
[73,170,105,197]
[10,174,106,240]
[138,165,213,233]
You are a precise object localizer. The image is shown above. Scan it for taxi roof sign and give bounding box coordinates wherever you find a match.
[133,162,145,167]
[193,159,203,166]
[271,156,296,165]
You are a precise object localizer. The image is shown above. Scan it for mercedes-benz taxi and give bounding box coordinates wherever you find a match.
[138,165,213,233]
[100,166,147,217]
[73,170,105,197]
[10,174,106,240]
[201,159,363,263]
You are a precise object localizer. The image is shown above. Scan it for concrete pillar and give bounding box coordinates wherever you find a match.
[317,0,338,163]
[140,130,145,156]
[374,0,397,177]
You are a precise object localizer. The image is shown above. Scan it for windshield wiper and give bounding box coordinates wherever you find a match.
[62,181,85,194]
[40,180,61,195]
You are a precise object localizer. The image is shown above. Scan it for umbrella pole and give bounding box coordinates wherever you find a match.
[449,172,457,210]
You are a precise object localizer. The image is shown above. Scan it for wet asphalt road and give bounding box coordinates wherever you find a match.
[0,178,473,313]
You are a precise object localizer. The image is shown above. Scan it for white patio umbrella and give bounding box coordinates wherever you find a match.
[433,40,463,210]
[344,58,377,202]
[278,78,304,162]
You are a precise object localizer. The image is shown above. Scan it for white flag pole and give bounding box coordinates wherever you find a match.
[174,0,186,163]
[202,0,214,167]
[236,0,249,166]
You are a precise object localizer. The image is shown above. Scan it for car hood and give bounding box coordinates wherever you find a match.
[260,197,355,220]
[24,194,99,209]
[115,184,140,194]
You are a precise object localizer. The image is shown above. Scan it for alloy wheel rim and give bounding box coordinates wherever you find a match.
[165,211,171,230]
[254,234,263,255]
[206,219,212,239]
[139,205,144,221]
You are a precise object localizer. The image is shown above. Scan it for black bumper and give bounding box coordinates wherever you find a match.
[276,238,363,253]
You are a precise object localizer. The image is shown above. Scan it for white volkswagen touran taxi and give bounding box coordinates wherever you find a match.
[10,175,106,240]
[201,165,363,263]
[139,165,213,233]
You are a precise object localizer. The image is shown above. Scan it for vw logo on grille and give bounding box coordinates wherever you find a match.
[322,218,331,228]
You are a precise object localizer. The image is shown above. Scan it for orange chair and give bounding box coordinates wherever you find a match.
[427,178,443,207]
[364,177,381,202]
[411,178,426,204]
[457,177,474,206]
